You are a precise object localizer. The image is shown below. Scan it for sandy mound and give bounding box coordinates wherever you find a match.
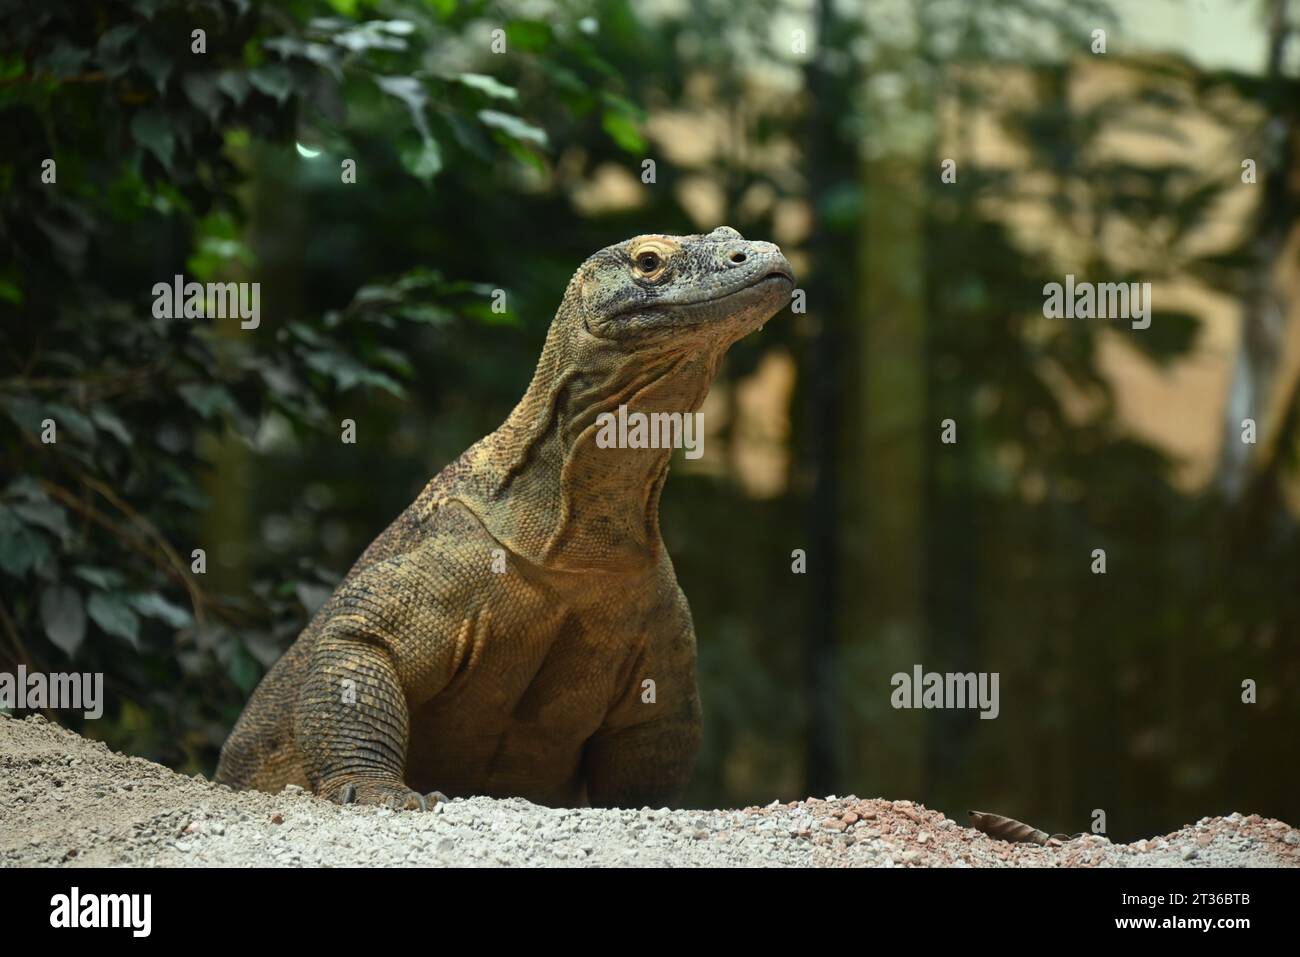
[2,714,1296,867]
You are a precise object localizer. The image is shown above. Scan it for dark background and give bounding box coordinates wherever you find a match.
[2,0,1298,842]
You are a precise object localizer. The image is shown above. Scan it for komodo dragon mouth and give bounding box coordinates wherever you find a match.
[605,270,794,329]
[638,267,794,309]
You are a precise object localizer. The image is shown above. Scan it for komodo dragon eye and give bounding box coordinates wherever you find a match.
[635,251,662,273]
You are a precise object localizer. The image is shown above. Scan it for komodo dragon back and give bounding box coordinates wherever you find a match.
[216,227,794,810]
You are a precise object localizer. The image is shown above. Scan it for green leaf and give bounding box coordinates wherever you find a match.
[136,36,172,93]
[375,75,431,141]
[178,383,238,421]
[369,346,414,378]
[302,349,352,380]
[38,38,90,78]
[1,396,43,432]
[350,285,398,307]
[44,403,97,442]
[217,70,251,105]
[128,592,192,629]
[10,499,73,544]
[396,303,454,326]
[158,461,210,510]
[266,38,341,82]
[0,506,51,578]
[95,24,137,79]
[3,477,46,501]
[250,64,294,103]
[87,591,141,648]
[72,566,125,590]
[332,23,407,53]
[477,109,548,148]
[182,72,223,124]
[602,93,645,121]
[90,407,133,446]
[400,137,443,182]
[304,350,366,391]
[355,369,405,398]
[41,585,86,657]
[288,320,329,345]
[393,268,448,293]
[455,73,517,101]
[130,109,175,169]
[601,110,645,153]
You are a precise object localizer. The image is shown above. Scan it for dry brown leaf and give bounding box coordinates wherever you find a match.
[968,810,1050,845]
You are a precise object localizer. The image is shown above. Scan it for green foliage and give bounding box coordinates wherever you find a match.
[0,0,640,769]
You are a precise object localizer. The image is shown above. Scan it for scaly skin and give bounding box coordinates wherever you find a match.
[215,227,795,809]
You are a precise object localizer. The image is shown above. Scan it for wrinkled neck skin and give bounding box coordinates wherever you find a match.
[477,321,730,574]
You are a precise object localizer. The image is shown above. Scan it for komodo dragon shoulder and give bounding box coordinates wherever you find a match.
[215,226,794,809]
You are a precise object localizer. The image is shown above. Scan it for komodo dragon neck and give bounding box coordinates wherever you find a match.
[464,322,725,573]
[415,227,793,577]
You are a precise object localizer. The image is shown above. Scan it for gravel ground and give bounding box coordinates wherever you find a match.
[2,713,1297,868]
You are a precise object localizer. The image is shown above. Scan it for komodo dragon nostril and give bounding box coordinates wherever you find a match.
[729,251,747,264]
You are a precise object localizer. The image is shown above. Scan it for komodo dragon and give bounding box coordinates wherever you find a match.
[215,226,795,809]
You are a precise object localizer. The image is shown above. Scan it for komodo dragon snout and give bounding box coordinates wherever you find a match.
[215,227,795,811]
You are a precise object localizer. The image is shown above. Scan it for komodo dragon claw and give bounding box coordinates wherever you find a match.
[327,780,448,811]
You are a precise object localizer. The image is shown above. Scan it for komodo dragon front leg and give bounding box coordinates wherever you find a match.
[584,695,702,808]
[584,587,703,808]
[295,554,460,810]
[298,626,434,810]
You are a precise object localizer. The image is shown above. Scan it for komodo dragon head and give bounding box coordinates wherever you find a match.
[526,225,796,422]
[466,226,794,569]
[563,225,795,344]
